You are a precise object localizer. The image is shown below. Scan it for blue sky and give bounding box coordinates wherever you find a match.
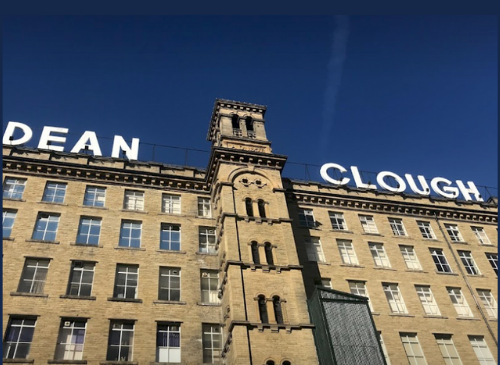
[3,16,498,197]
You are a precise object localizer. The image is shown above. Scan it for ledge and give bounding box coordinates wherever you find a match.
[316,262,331,266]
[3,359,34,363]
[450,241,469,245]
[330,229,354,234]
[392,235,409,238]
[100,362,138,365]
[340,264,365,269]
[435,271,459,276]
[3,198,26,202]
[423,315,448,319]
[197,302,221,307]
[25,239,60,244]
[405,269,428,273]
[371,312,381,316]
[362,233,384,237]
[38,201,68,206]
[114,246,146,251]
[456,317,480,321]
[423,238,440,242]
[48,360,87,364]
[120,209,148,214]
[156,250,186,254]
[71,243,103,248]
[79,205,108,210]
[196,215,214,220]
[107,297,143,303]
[373,267,397,271]
[11,292,48,298]
[479,243,497,247]
[153,300,186,305]
[60,295,96,301]
[389,313,414,318]
[196,252,218,256]
[3,237,15,241]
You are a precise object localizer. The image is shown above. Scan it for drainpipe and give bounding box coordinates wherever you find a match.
[433,213,498,346]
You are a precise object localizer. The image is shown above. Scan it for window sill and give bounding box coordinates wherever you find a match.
[196,215,214,220]
[3,237,15,241]
[330,229,353,234]
[37,201,68,206]
[197,302,221,307]
[435,271,459,276]
[153,300,186,305]
[48,360,87,364]
[450,241,469,245]
[60,295,96,301]
[392,235,409,238]
[71,243,103,248]
[196,252,218,256]
[114,246,146,251]
[107,298,143,303]
[373,267,396,271]
[2,198,26,202]
[100,362,138,365]
[405,269,428,273]
[362,233,383,237]
[25,239,60,244]
[316,262,331,266]
[371,312,381,316]
[466,274,485,278]
[479,243,496,247]
[79,205,108,210]
[121,209,148,214]
[488,318,498,322]
[3,359,34,363]
[156,249,186,254]
[423,238,439,242]
[456,317,480,321]
[423,315,448,319]
[389,313,414,318]
[11,292,48,298]
[340,264,365,268]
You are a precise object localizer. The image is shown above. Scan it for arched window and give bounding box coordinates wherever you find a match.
[273,296,284,324]
[258,199,266,218]
[258,295,269,323]
[266,361,275,365]
[251,241,260,264]
[231,114,239,129]
[245,116,254,131]
[265,243,274,265]
[282,361,291,365]
[245,198,254,217]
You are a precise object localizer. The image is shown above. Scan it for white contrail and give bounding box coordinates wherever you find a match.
[319,15,350,159]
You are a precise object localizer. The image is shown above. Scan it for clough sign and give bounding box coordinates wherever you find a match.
[320,163,483,202]
[3,121,140,160]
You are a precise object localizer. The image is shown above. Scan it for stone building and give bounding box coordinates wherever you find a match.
[2,99,498,365]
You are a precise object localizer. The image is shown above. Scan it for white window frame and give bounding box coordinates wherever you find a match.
[160,224,181,251]
[430,248,453,273]
[18,258,50,294]
[471,226,491,245]
[76,217,101,245]
[198,197,212,218]
[162,194,181,214]
[119,220,142,248]
[400,333,428,365]
[369,242,391,268]
[199,227,217,254]
[337,239,358,265]
[3,177,27,200]
[445,224,464,242]
[3,317,37,359]
[123,190,144,211]
[434,334,463,365]
[477,289,497,319]
[447,287,473,317]
[468,335,496,365]
[305,237,325,263]
[32,213,60,241]
[321,279,332,289]
[389,218,407,236]
[3,210,17,238]
[400,246,422,270]
[329,212,347,230]
[159,267,181,301]
[67,261,95,297]
[298,209,316,228]
[415,286,440,316]
[113,264,139,299]
[83,186,106,207]
[202,324,222,364]
[201,270,220,304]
[378,332,392,365]
[458,251,481,275]
[42,182,67,203]
[107,321,135,361]
[55,319,87,360]
[156,323,181,363]
[417,221,436,239]
[383,283,408,314]
[348,281,373,311]
[485,253,498,275]
[359,215,378,234]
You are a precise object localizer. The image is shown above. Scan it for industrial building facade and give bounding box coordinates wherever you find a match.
[2,99,498,365]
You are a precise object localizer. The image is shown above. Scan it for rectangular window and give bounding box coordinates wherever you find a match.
[3,210,17,238]
[485,253,498,275]
[378,332,392,365]
[415,286,440,316]
[430,248,452,273]
[471,226,491,245]
[3,177,27,200]
[200,270,220,304]
[54,319,87,360]
[389,218,407,236]
[337,239,358,265]
[2,317,36,359]
[18,258,50,294]
[369,242,391,268]
[329,212,347,230]
[417,221,436,239]
[119,221,142,248]
[83,186,106,207]
[67,261,95,297]
[458,251,481,275]
[321,279,332,289]
[32,213,60,241]
[305,237,326,262]
[359,215,378,234]
[202,324,222,364]
[298,209,316,228]
[159,267,181,301]
[106,321,134,361]
[198,197,212,218]
[400,246,422,270]
[113,264,139,299]
[468,335,496,365]
[123,190,144,211]
[383,283,407,314]
[348,281,373,311]
[160,224,181,251]
[400,333,428,365]
[434,334,462,365]
[447,287,473,317]
[156,323,181,363]
[162,194,181,214]
[76,217,101,245]
[477,289,497,319]
[42,182,67,203]
[445,224,464,242]
[199,227,216,254]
